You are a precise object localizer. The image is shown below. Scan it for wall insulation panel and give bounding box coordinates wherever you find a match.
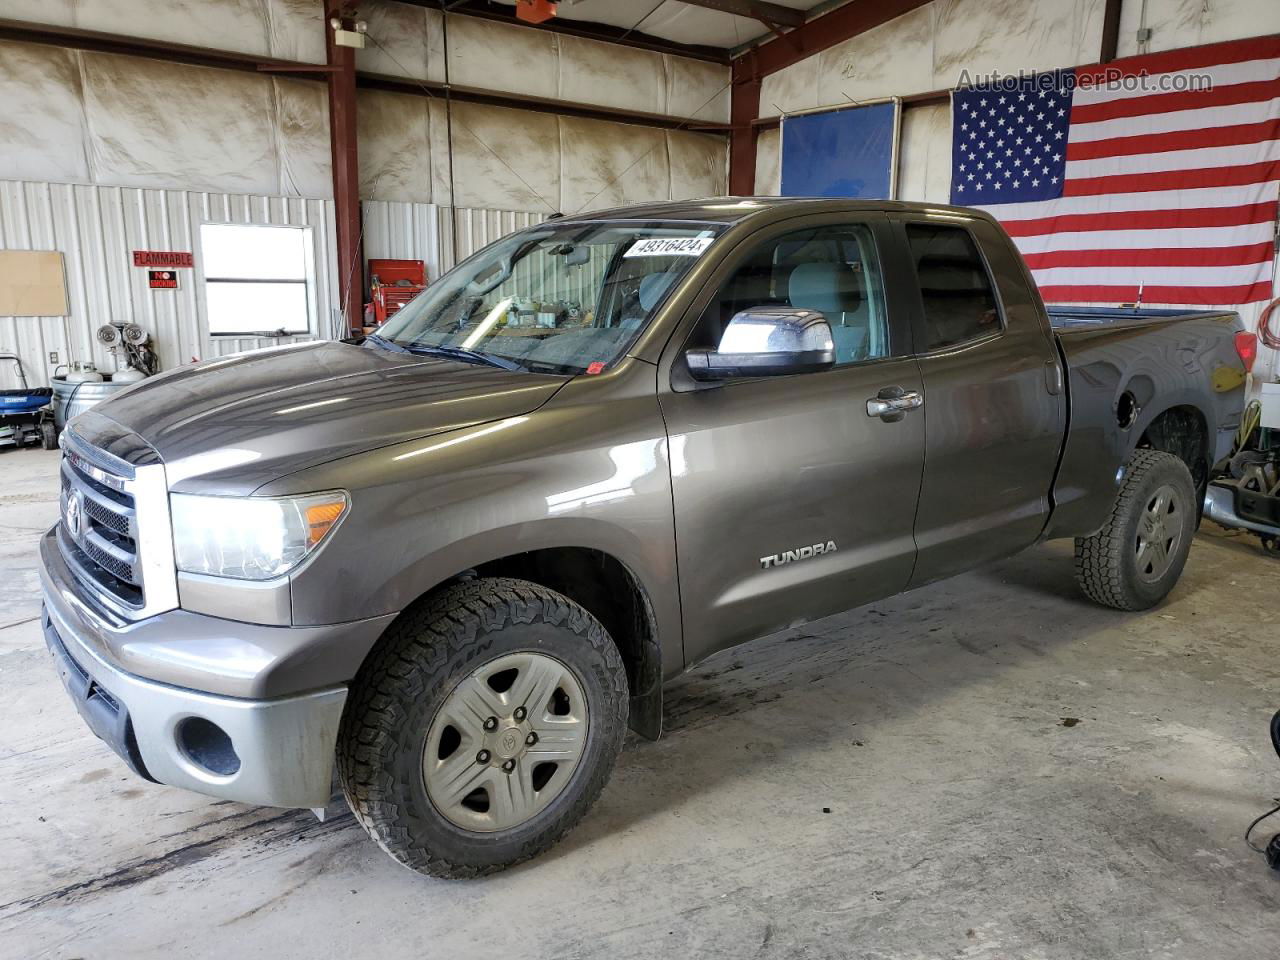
[0,180,338,389]
[758,0,1106,119]
[355,0,730,124]
[357,90,728,210]
[0,42,89,185]
[356,90,451,205]
[0,41,332,199]
[755,128,781,196]
[452,103,566,213]
[0,0,326,63]
[1115,0,1280,58]
[896,102,952,204]
[357,0,446,83]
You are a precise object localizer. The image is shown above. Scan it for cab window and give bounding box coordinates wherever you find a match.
[692,224,890,367]
[905,224,1002,351]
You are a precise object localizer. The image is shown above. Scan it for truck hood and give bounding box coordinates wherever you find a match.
[91,340,571,495]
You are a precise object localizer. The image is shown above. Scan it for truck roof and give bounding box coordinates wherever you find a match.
[556,197,990,226]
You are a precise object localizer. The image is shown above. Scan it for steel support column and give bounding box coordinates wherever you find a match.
[1100,0,1124,62]
[729,53,762,195]
[325,2,363,334]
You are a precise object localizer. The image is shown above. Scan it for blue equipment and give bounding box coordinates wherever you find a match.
[0,353,57,450]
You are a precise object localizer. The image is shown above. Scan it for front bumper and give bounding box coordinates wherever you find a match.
[39,528,362,809]
[42,602,346,808]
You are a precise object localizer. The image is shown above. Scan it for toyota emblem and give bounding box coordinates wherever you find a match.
[65,492,83,538]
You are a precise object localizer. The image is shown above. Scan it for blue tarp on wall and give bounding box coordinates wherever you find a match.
[780,101,898,199]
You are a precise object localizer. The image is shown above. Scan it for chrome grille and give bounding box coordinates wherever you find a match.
[59,442,144,611]
[82,494,130,536]
[80,533,135,582]
[57,525,144,607]
[54,423,178,622]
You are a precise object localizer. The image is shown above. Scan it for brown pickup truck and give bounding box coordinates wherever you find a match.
[41,198,1254,877]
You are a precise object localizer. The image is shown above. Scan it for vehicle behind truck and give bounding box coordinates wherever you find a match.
[40,198,1254,877]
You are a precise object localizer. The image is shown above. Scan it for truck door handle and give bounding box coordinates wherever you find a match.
[866,388,923,422]
[1044,358,1064,396]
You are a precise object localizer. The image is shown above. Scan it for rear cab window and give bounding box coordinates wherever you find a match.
[905,224,1003,351]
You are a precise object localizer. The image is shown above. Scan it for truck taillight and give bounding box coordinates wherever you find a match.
[1235,331,1258,372]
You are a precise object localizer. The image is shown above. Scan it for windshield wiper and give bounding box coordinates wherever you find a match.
[404,343,526,372]
[364,332,412,354]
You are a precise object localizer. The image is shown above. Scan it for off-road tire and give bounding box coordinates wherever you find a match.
[337,577,628,878]
[1074,449,1197,611]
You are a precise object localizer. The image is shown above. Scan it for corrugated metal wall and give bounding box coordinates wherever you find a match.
[448,208,551,268]
[362,200,454,280]
[0,179,340,389]
[362,202,547,280]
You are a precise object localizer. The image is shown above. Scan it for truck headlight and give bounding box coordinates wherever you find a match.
[170,491,349,581]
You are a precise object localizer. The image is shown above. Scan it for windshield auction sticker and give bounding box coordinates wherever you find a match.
[624,237,714,258]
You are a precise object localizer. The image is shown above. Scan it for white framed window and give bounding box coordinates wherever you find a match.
[200,223,314,335]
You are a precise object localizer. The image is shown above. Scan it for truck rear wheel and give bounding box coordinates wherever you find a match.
[337,577,628,878]
[1074,449,1197,611]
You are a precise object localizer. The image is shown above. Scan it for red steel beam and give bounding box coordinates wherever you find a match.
[737,0,934,78]
[729,59,762,194]
[325,2,363,335]
[1099,0,1123,62]
[357,72,730,131]
[677,0,806,29]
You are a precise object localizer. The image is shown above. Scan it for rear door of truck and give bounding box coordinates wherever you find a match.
[889,211,1067,588]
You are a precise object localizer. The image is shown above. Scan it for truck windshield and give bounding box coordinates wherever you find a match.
[374,220,726,374]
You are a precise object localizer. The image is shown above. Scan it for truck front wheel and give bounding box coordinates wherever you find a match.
[1074,449,1198,611]
[337,577,629,878]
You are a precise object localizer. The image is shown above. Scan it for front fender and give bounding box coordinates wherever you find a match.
[265,367,683,677]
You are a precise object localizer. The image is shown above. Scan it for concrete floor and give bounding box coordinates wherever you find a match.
[2,445,1279,960]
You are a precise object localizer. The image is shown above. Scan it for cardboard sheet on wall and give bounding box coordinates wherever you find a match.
[0,251,69,316]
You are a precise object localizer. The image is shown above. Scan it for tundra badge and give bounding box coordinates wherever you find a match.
[760,540,837,569]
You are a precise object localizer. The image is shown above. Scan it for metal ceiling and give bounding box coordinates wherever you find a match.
[478,0,844,52]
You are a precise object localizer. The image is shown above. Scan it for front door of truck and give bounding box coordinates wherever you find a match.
[893,214,1067,589]
[659,214,926,666]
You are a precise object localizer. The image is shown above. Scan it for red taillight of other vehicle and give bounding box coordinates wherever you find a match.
[1235,331,1258,372]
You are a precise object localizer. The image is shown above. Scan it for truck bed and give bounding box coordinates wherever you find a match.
[1044,306,1246,539]
[1047,305,1232,329]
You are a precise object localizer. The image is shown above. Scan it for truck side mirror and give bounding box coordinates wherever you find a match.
[685,306,835,381]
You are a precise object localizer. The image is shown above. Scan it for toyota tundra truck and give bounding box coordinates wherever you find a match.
[40,198,1256,877]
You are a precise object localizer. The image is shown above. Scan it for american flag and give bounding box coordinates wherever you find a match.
[951,36,1280,306]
